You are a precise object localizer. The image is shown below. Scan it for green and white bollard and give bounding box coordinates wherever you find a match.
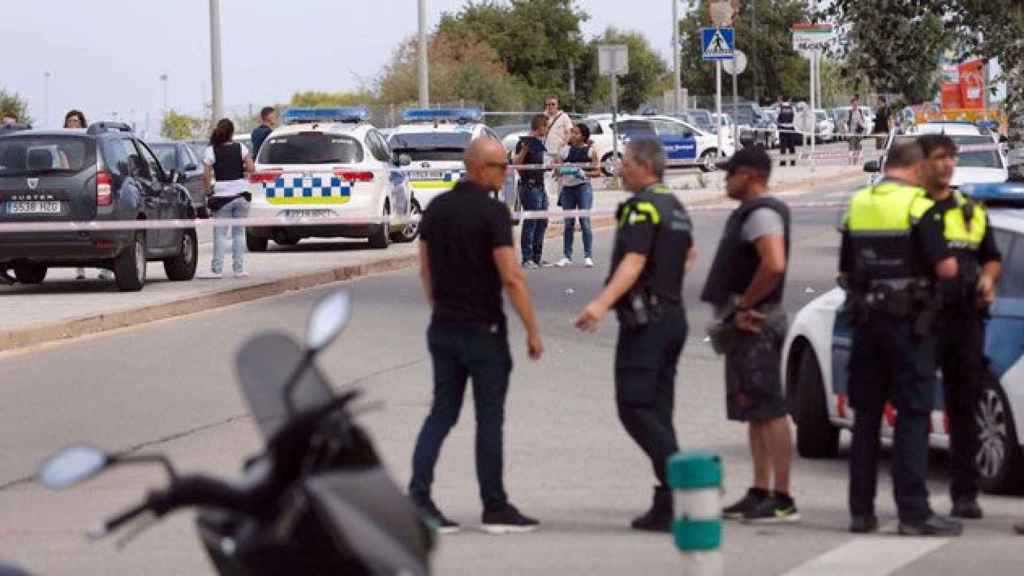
[668,450,723,576]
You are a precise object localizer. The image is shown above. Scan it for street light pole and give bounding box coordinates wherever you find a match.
[209,0,224,121]
[160,74,169,112]
[673,0,681,115]
[43,72,51,128]
[418,0,430,108]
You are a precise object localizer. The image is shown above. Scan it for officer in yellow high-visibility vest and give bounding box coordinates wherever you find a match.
[918,134,1002,520]
[839,140,962,537]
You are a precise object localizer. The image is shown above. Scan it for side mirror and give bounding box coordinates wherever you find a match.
[397,154,412,167]
[863,160,881,173]
[184,163,198,172]
[306,289,352,353]
[39,445,108,491]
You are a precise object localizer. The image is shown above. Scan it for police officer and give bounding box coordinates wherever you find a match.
[575,138,697,532]
[841,140,962,536]
[918,134,1002,520]
[776,95,797,167]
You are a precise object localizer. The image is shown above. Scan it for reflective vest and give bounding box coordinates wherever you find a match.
[941,191,987,252]
[843,181,934,284]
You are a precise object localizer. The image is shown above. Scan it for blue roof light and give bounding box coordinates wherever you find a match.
[282,107,370,125]
[402,108,483,124]
[962,182,1024,206]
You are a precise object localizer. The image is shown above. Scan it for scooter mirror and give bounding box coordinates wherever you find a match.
[306,289,352,353]
[39,445,108,491]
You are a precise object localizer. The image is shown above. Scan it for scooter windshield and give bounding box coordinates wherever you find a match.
[235,332,335,440]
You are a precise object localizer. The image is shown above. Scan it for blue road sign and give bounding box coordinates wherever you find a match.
[701,27,735,61]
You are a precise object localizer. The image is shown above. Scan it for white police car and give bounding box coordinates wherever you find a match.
[247,107,415,251]
[782,181,1024,493]
[614,115,735,172]
[866,122,1009,187]
[388,109,505,209]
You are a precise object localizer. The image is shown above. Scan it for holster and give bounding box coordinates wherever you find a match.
[616,289,664,330]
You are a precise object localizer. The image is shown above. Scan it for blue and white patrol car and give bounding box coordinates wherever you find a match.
[614,115,735,173]
[387,109,506,210]
[247,107,415,251]
[782,181,1024,493]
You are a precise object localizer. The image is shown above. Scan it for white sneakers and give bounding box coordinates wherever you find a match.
[555,257,595,268]
[584,257,595,268]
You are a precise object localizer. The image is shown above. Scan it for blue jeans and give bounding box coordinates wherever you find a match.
[211,197,249,274]
[518,181,548,264]
[558,183,593,260]
[410,323,512,510]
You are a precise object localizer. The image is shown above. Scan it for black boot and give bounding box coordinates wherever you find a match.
[631,487,673,532]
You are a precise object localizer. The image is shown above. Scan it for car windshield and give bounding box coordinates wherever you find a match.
[687,111,713,131]
[894,135,1004,169]
[258,132,363,165]
[150,144,178,170]
[816,111,828,121]
[0,136,94,177]
[389,132,471,162]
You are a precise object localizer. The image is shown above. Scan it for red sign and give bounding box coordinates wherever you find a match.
[942,59,986,110]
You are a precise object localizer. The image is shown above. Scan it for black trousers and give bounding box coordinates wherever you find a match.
[615,306,688,489]
[779,130,798,165]
[409,323,512,511]
[848,313,937,523]
[937,304,986,502]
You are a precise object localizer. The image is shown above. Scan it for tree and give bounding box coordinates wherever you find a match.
[290,91,374,107]
[437,0,589,106]
[574,28,670,112]
[161,110,205,141]
[678,0,812,105]
[0,87,31,124]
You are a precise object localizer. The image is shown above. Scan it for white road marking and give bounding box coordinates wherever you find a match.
[780,536,951,576]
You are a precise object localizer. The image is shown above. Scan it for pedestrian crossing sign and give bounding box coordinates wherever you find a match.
[701,27,735,61]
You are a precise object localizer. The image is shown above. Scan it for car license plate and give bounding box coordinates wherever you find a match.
[6,201,62,215]
[408,170,442,181]
[280,209,334,219]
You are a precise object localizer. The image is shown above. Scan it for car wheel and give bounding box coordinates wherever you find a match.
[369,203,391,250]
[392,200,421,243]
[272,230,300,247]
[600,152,620,177]
[976,371,1024,494]
[12,263,46,284]
[164,229,198,281]
[246,230,269,252]
[114,232,147,292]
[795,346,840,458]
[699,150,719,173]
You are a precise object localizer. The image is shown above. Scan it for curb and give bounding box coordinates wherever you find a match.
[1,169,860,353]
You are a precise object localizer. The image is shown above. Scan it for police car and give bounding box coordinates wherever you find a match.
[782,181,1024,493]
[247,107,415,251]
[387,109,506,210]
[866,122,1009,187]
[614,115,735,172]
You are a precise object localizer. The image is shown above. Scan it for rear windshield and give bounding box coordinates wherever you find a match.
[389,132,471,162]
[895,135,1004,169]
[257,133,363,165]
[0,136,95,177]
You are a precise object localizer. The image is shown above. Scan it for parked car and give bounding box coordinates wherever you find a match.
[832,106,876,140]
[0,122,198,291]
[866,123,1009,187]
[814,109,836,142]
[150,141,207,218]
[722,101,773,149]
[782,181,1024,493]
[614,115,735,173]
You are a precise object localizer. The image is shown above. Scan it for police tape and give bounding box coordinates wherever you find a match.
[0,201,850,234]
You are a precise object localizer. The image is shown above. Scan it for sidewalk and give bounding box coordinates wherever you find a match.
[0,164,863,352]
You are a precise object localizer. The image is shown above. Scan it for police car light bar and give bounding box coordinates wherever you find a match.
[282,107,370,125]
[402,108,483,124]
[962,182,1024,207]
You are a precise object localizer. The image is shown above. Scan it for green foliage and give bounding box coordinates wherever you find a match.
[160,110,205,141]
[574,29,670,112]
[290,91,374,107]
[0,87,31,124]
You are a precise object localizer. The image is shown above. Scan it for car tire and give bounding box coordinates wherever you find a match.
[12,263,47,284]
[114,232,147,292]
[369,203,391,250]
[164,229,198,281]
[600,152,621,177]
[274,236,300,247]
[795,347,840,458]
[699,150,719,173]
[246,230,269,252]
[392,200,421,243]
[976,371,1024,494]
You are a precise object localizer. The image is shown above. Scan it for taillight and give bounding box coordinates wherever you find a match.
[96,171,113,206]
[250,169,283,183]
[333,169,374,183]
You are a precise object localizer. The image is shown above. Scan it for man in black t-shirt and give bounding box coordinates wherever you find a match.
[576,139,697,533]
[409,138,544,535]
[515,114,550,267]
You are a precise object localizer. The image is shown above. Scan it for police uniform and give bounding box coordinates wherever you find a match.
[927,191,1001,509]
[609,182,693,524]
[840,179,951,531]
[776,101,797,166]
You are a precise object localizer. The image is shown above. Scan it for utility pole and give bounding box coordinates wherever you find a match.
[160,74,169,112]
[752,0,759,102]
[209,0,224,121]
[418,0,430,108]
[673,0,681,114]
[43,72,51,128]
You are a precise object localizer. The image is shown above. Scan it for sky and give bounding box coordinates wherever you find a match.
[0,0,681,132]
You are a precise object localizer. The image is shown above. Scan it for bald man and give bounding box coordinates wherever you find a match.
[409,138,544,534]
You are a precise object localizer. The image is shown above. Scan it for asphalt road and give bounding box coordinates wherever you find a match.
[1,176,1022,575]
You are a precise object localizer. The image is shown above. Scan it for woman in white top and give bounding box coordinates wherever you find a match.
[203,119,254,278]
[66,110,114,282]
[555,123,600,268]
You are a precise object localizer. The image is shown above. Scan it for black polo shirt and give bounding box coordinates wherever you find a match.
[420,180,514,327]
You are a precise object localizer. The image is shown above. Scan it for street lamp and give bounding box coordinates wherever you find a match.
[418,0,429,108]
[160,74,169,112]
[673,1,681,115]
[209,0,224,121]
